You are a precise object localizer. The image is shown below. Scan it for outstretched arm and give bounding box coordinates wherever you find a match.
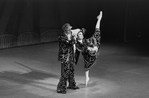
[95,11,103,30]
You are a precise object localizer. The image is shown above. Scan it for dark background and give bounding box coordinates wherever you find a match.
[0,0,149,49]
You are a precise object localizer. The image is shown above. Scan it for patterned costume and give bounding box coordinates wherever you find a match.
[76,28,101,71]
[57,32,77,92]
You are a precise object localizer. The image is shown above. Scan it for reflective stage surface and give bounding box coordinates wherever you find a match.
[0,41,149,98]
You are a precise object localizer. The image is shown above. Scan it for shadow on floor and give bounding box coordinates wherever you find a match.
[0,62,59,92]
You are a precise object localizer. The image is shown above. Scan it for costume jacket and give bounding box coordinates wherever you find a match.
[57,33,75,63]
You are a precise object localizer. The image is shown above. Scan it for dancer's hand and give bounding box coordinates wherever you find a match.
[87,47,91,51]
[67,34,71,41]
[78,39,83,44]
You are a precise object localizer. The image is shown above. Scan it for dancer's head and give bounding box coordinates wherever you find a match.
[62,23,72,32]
[77,28,86,40]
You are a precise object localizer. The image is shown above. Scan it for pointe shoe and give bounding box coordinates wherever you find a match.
[97,11,102,20]
[85,77,90,86]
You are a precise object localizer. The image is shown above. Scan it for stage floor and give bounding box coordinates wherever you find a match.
[0,41,149,98]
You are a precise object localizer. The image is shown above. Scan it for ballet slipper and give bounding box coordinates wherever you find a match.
[85,77,90,86]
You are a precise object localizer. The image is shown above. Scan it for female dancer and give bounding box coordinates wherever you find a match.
[76,11,102,86]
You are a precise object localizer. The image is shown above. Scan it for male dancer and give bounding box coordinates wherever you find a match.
[57,23,79,94]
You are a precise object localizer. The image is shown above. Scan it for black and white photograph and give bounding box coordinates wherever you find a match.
[0,0,149,98]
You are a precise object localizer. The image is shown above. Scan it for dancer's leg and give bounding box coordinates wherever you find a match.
[57,62,68,94]
[67,62,79,89]
[68,62,76,87]
[85,70,90,86]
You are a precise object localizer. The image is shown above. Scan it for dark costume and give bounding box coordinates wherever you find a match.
[76,28,101,71]
[57,32,77,93]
